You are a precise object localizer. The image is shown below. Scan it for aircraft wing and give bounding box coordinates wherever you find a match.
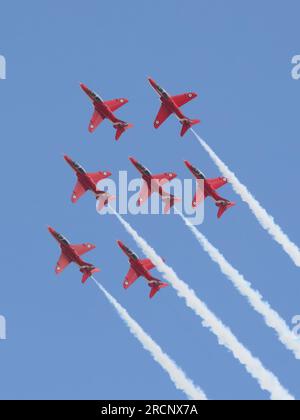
[71,243,96,256]
[71,181,88,203]
[193,184,206,208]
[105,98,128,112]
[88,171,111,184]
[56,253,72,274]
[137,181,152,205]
[172,92,197,107]
[154,104,172,129]
[192,179,207,207]
[123,267,140,289]
[206,177,228,191]
[140,259,156,271]
[89,109,104,133]
[152,173,176,185]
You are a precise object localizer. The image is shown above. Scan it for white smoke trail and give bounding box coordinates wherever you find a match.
[176,209,300,359]
[108,208,294,400]
[191,129,300,267]
[93,278,207,400]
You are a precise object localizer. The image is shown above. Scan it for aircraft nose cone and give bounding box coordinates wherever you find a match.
[80,83,89,93]
[129,157,137,165]
[184,161,194,172]
[148,77,156,87]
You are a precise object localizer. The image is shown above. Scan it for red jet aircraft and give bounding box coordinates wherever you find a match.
[117,241,168,299]
[148,77,200,137]
[184,160,235,219]
[80,83,133,140]
[129,157,180,214]
[64,155,115,211]
[48,227,100,283]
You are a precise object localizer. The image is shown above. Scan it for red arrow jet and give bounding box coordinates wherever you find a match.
[117,241,168,299]
[185,160,235,219]
[48,227,100,283]
[148,77,200,137]
[64,155,115,211]
[129,157,180,214]
[80,83,133,140]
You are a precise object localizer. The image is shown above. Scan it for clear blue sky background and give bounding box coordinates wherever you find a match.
[0,0,300,400]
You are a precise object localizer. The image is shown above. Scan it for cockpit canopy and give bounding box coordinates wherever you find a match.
[73,162,85,174]
[124,246,138,260]
[136,162,151,177]
[193,167,205,179]
[157,85,168,98]
[56,233,69,245]
[89,90,101,102]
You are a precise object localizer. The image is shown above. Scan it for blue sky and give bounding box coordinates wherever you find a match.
[0,0,300,400]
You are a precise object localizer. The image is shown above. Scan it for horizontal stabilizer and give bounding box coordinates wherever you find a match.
[163,195,181,214]
[216,202,236,219]
[149,281,169,299]
[96,193,116,212]
[81,267,100,284]
[180,119,201,137]
[115,122,133,141]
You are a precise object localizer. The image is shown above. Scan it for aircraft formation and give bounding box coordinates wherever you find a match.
[49,78,236,298]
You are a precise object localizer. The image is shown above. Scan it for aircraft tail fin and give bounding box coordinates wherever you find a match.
[163,195,181,214]
[81,267,100,284]
[180,119,201,137]
[216,201,236,219]
[149,279,169,299]
[114,121,133,141]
